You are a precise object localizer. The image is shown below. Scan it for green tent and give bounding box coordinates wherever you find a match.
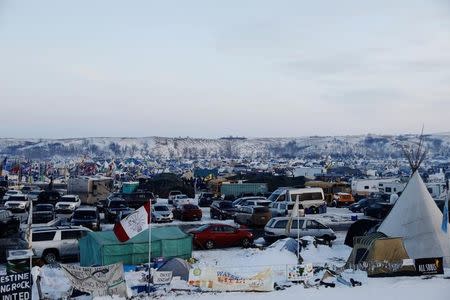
[79,226,192,266]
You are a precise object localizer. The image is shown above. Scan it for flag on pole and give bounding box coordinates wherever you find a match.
[285,196,300,235]
[441,180,449,233]
[114,202,151,242]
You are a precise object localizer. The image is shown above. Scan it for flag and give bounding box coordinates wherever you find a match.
[114,202,151,242]
[285,195,300,235]
[441,180,449,233]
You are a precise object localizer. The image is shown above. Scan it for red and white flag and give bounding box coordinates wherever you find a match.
[114,202,151,242]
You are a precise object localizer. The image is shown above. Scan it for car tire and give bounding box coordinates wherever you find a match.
[241,238,252,248]
[205,240,214,250]
[43,250,58,264]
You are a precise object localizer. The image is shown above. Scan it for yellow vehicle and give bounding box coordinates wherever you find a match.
[305,181,351,206]
[332,192,355,207]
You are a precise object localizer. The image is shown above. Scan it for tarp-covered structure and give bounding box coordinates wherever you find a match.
[79,226,192,267]
[346,233,416,277]
[378,171,450,267]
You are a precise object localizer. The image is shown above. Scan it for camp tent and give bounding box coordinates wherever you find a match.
[378,171,450,267]
[344,219,380,247]
[158,258,191,281]
[346,233,416,277]
[79,226,192,267]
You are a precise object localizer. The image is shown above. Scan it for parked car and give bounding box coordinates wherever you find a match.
[269,202,296,217]
[70,206,101,231]
[30,225,92,263]
[0,209,20,237]
[349,197,384,213]
[331,193,355,207]
[4,195,29,212]
[198,192,219,207]
[27,190,42,202]
[172,194,190,207]
[239,199,272,208]
[0,236,28,263]
[234,206,272,227]
[232,196,267,208]
[210,201,235,220]
[264,217,336,243]
[172,204,202,221]
[32,204,55,224]
[37,190,61,207]
[168,190,182,205]
[2,190,21,202]
[21,186,33,194]
[189,224,253,249]
[55,194,81,214]
[104,198,135,223]
[151,204,173,223]
[364,202,394,219]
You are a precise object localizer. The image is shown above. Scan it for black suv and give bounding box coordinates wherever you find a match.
[70,206,101,231]
[198,192,219,207]
[37,190,61,207]
[210,201,235,220]
[32,204,55,224]
[104,198,135,223]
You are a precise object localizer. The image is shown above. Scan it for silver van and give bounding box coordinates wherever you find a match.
[264,217,336,243]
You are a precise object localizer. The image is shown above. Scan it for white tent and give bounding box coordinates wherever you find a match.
[379,171,450,267]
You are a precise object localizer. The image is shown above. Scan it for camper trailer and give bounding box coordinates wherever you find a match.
[67,176,114,204]
[351,178,399,199]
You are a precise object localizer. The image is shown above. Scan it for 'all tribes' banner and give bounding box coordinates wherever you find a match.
[61,263,127,297]
[0,272,31,300]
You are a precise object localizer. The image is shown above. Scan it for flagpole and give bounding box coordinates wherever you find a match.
[148,197,152,293]
[297,196,300,262]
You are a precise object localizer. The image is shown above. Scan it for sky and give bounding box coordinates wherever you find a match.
[0,0,449,138]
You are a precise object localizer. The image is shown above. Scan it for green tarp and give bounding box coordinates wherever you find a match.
[79,226,192,266]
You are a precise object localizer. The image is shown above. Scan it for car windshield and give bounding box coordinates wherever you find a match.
[219,202,233,209]
[110,201,127,208]
[177,195,188,199]
[183,204,198,210]
[154,206,169,212]
[34,205,52,212]
[61,196,78,202]
[73,211,96,219]
[30,191,41,196]
[8,196,26,201]
[267,191,282,202]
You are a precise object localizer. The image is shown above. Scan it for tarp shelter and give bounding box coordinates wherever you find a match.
[346,233,416,277]
[158,258,191,281]
[378,171,450,267]
[79,227,192,267]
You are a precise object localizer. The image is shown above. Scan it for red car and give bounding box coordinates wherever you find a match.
[189,224,253,250]
[172,204,202,221]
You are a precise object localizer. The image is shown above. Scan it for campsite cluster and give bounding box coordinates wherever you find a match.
[0,142,449,299]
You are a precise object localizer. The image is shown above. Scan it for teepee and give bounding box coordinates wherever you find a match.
[379,133,450,267]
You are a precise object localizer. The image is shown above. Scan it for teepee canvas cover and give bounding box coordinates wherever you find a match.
[378,171,450,267]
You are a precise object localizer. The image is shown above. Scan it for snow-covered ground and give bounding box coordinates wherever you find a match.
[24,231,450,300]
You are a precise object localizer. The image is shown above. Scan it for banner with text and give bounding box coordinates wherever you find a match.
[0,272,31,300]
[61,263,127,297]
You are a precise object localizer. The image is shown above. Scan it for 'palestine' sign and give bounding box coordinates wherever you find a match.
[0,272,31,300]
